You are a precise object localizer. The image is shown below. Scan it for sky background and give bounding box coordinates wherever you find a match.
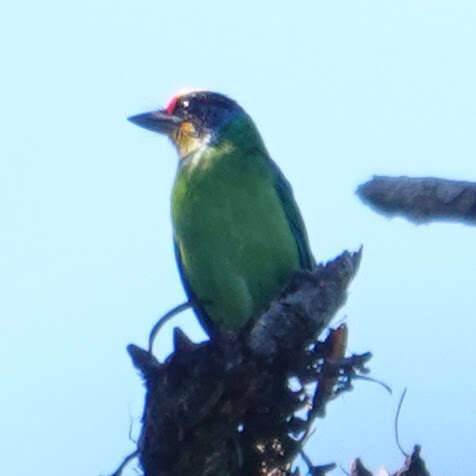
[2,1,476,475]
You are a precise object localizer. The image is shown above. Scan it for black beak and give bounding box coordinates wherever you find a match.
[128,110,182,135]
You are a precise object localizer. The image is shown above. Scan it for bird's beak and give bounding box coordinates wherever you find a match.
[128,110,182,135]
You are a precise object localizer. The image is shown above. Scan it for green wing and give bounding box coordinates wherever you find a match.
[173,240,217,336]
[269,159,315,270]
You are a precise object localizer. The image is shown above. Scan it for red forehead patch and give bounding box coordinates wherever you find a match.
[165,95,179,115]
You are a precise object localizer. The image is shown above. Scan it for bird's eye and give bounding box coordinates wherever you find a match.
[165,96,191,115]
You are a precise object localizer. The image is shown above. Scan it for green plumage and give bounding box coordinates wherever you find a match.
[128,91,314,336]
[171,117,313,333]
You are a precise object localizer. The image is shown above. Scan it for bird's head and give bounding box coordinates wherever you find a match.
[128,90,260,159]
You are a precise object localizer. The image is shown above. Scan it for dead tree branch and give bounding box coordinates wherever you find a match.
[109,247,432,475]
[357,175,476,225]
[122,249,367,476]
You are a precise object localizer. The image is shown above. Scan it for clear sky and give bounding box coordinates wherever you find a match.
[2,1,476,475]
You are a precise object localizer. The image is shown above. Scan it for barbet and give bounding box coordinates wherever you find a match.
[129,91,314,337]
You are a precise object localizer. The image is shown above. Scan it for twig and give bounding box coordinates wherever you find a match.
[351,374,392,395]
[148,301,190,352]
[299,449,336,475]
[395,388,409,457]
[108,450,139,476]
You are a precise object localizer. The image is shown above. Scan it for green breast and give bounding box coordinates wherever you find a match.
[171,142,302,331]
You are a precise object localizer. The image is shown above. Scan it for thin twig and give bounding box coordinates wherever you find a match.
[395,388,409,457]
[351,374,392,394]
[128,414,137,444]
[108,450,139,476]
[148,301,191,352]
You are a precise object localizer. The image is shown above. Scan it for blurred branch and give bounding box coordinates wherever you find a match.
[357,175,476,225]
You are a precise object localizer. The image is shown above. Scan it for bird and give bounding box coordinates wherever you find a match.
[129,90,314,338]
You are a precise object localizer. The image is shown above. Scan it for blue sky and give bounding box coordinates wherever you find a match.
[2,1,476,475]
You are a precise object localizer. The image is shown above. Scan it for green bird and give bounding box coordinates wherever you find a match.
[129,90,314,337]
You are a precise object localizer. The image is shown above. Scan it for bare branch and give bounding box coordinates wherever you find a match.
[357,175,476,225]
